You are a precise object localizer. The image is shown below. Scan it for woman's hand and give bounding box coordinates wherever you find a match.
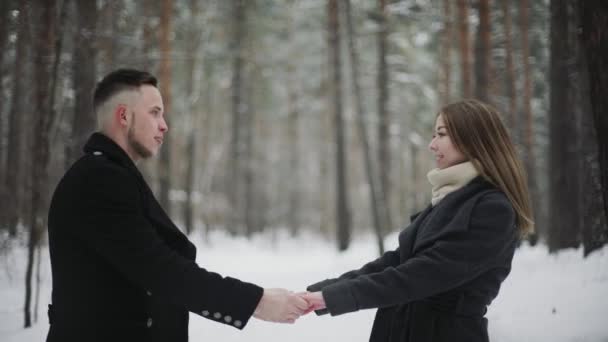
[298,291,326,314]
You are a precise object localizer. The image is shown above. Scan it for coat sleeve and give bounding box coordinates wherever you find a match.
[308,248,401,291]
[72,163,263,329]
[306,247,400,315]
[320,193,517,316]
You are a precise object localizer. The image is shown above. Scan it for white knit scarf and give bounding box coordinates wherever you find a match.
[427,161,480,206]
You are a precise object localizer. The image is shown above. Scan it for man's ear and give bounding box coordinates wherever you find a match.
[115,104,128,126]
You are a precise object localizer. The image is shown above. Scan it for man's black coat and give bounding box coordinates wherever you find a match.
[309,177,519,342]
[47,133,263,342]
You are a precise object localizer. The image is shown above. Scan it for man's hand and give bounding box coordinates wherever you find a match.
[253,288,310,324]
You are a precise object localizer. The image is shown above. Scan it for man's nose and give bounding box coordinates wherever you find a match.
[159,118,169,132]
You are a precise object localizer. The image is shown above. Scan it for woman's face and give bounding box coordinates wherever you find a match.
[428,114,467,169]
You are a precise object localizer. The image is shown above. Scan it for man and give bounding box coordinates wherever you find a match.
[47,69,308,342]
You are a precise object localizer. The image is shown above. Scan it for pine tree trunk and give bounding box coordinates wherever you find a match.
[548,0,580,251]
[69,0,97,165]
[286,67,301,236]
[229,0,246,235]
[137,0,159,185]
[33,244,42,323]
[519,0,542,245]
[141,1,159,72]
[319,104,331,236]
[0,0,10,189]
[456,0,472,98]
[243,77,255,237]
[328,0,351,251]
[439,0,452,105]
[475,0,491,102]
[4,0,30,236]
[183,0,203,235]
[502,1,517,136]
[376,0,392,233]
[579,0,608,253]
[26,0,57,327]
[345,0,386,255]
[158,0,172,214]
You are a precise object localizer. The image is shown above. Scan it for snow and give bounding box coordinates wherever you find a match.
[1,230,607,342]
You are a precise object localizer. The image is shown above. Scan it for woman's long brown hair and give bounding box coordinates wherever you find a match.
[440,99,534,237]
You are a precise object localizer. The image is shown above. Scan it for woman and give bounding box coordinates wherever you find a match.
[303,99,533,342]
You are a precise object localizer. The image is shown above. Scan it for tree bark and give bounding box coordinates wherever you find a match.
[439,0,452,105]
[376,0,392,234]
[3,0,30,236]
[243,72,255,237]
[183,0,203,235]
[68,0,97,165]
[519,0,541,244]
[345,0,387,255]
[548,0,580,251]
[502,0,517,135]
[328,0,351,251]
[456,0,472,98]
[579,0,608,254]
[475,0,491,102]
[136,0,159,185]
[286,66,301,236]
[229,0,246,235]
[0,0,10,187]
[141,1,159,72]
[33,244,42,322]
[25,0,58,327]
[158,0,172,214]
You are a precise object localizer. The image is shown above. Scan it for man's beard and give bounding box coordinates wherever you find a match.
[127,114,153,159]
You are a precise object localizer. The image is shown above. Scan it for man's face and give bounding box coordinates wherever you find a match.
[126,85,167,160]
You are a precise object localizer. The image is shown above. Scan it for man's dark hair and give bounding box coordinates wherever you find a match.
[93,69,158,111]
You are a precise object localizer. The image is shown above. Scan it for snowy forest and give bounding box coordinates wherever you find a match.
[1,0,608,340]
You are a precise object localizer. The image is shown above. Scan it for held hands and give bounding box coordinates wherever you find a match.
[299,291,326,314]
[253,289,326,324]
[253,288,309,324]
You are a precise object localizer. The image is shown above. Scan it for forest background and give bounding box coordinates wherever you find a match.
[0,0,607,330]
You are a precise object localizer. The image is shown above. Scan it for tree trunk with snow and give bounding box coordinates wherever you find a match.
[327,0,351,251]
[579,0,608,254]
[345,0,387,255]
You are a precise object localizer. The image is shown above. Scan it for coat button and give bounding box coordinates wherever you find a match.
[213,312,222,319]
[202,310,209,316]
[224,315,232,323]
[146,318,153,328]
[234,320,242,328]
[93,151,103,156]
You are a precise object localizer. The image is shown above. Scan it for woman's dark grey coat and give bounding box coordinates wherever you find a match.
[308,177,518,342]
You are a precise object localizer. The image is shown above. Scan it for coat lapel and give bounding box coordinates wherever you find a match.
[83,133,196,260]
[410,178,494,254]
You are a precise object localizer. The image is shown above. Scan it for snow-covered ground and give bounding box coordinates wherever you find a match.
[1,230,607,342]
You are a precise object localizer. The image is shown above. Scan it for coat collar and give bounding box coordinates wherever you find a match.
[434,176,491,210]
[410,176,491,223]
[83,132,142,177]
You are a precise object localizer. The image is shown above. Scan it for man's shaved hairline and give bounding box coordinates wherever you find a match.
[96,88,143,130]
